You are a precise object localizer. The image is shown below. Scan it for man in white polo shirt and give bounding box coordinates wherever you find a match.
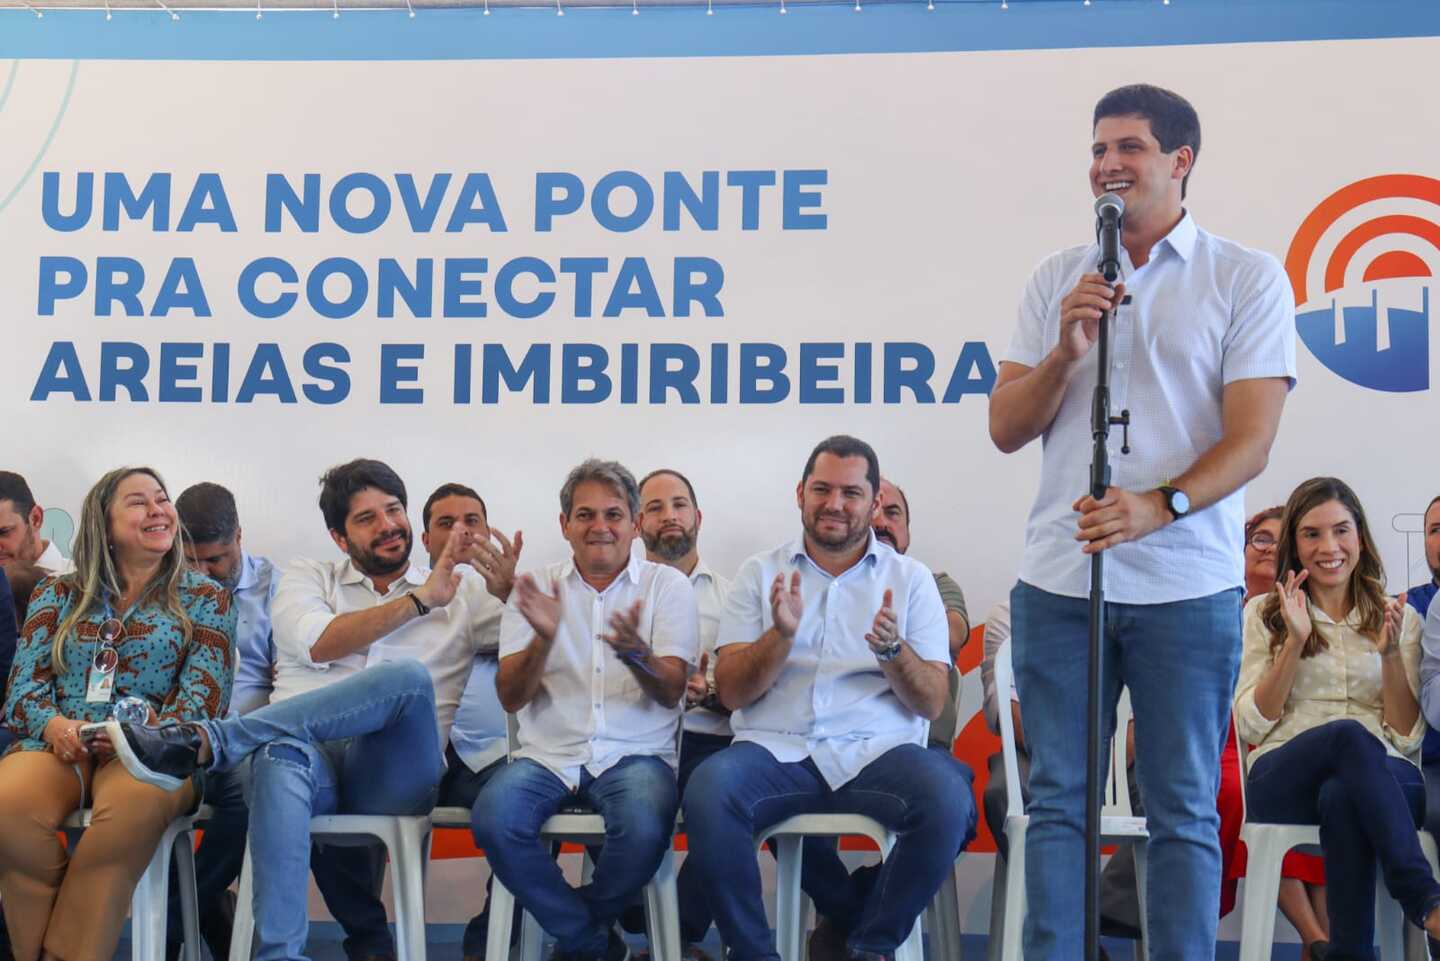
[988,84,1294,959]
[473,458,699,961]
[262,459,506,961]
[683,435,976,961]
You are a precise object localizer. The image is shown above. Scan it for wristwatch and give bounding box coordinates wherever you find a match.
[1156,485,1191,521]
[874,640,903,663]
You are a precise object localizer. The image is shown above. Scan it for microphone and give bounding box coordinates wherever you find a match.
[1094,192,1124,282]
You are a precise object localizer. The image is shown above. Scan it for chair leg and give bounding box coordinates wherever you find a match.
[774,836,805,961]
[230,841,256,961]
[174,830,203,961]
[486,875,519,961]
[390,820,429,961]
[924,856,962,961]
[999,824,1026,961]
[643,850,681,961]
[1235,835,1285,961]
[987,855,1008,961]
[131,823,178,961]
[1376,884,1405,961]
[1132,842,1148,961]
[520,904,546,961]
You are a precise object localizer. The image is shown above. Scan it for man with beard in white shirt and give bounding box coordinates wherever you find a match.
[627,468,731,960]
[252,459,507,961]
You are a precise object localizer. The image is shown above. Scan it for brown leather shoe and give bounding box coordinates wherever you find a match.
[807,918,848,961]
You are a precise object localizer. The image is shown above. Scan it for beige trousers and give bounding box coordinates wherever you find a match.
[0,749,196,961]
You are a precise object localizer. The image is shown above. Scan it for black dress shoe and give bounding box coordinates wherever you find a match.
[107,720,204,791]
[1308,941,1330,961]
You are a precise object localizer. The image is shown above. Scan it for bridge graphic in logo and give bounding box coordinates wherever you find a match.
[1284,174,1439,392]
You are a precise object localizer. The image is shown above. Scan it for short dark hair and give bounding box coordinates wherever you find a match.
[1093,83,1201,198]
[0,471,37,518]
[638,469,699,510]
[422,483,488,531]
[801,435,880,497]
[176,482,240,545]
[318,459,407,534]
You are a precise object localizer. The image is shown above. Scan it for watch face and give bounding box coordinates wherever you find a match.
[1171,489,1191,515]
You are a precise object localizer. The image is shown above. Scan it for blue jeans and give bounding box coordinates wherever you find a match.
[675,730,734,944]
[1010,580,1241,961]
[683,740,975,961]
[199,659,445,961]
[473,755,678,956]
[800,745,973,933]
[1248,720,1440,958]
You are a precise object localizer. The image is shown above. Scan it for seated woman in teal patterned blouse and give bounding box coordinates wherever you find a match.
[0,466,235,961]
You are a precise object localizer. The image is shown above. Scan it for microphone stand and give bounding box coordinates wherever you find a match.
[1086,253,1129,961]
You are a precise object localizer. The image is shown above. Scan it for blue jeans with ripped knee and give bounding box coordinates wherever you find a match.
[197,659,445,961]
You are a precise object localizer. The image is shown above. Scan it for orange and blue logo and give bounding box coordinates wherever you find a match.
[1285,174,1438,392]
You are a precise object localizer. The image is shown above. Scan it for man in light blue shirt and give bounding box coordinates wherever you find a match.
[683,435,976,961]
[175,481,282,961]
[988,84,1295,959]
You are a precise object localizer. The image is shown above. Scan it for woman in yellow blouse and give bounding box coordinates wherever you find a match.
[1234,476,1440,959]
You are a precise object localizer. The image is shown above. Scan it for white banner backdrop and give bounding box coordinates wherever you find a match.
[3,7,1440,935]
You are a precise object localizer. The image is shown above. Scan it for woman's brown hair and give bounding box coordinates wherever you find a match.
[1260,477,1387,659]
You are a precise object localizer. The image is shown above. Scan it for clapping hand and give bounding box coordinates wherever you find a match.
[1277,569,1312,647]
[1378,592,1408,655]
[602,599,648,661]
[685,652,711,707]
[418,525,467,609]
[468,529,524,602]
[865,588,899,655]
[770,571,804,640]
[514,573,562,644]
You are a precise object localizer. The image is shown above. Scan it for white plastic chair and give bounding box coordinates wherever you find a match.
[989,639,1150,961]
[481,713,683,961]
[228,813,433,961]
[61,804,208,961]
[1233,729,1439,961]
[757,813,924,961]
[917,661,977,961]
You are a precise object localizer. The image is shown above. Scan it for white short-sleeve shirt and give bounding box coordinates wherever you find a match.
[1005,212,1297,603]
[717,532,949,789]
[271,557,501,745]
[683,560,734,737]
[499,554,699,789]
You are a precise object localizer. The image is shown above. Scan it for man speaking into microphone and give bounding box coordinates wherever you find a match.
[988,84,1296,958]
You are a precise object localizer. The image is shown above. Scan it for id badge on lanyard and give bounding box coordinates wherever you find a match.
[85,603,125,704]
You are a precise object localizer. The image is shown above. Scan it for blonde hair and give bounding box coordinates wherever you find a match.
[52,467,193,673]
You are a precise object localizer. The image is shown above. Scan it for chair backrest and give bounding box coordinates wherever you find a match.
[993,638,1136,821]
